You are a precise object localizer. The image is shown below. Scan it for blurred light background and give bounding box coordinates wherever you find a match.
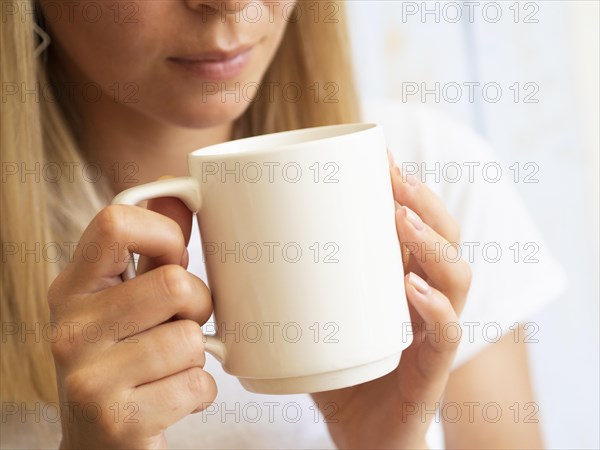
[345,1,599,448]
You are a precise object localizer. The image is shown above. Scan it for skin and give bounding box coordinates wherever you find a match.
[42,1,544,448]
[313,160,543,449]
[43,0,295,189]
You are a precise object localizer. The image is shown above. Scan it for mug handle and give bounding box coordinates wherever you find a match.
[111,176,227,363]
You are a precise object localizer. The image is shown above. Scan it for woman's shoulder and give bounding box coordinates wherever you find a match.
[360,97,496,165]
[360,97,499,211]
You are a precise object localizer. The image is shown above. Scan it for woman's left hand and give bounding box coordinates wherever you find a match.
[311,151,472,449]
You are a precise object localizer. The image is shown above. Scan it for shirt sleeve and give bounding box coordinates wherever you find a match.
[361,99,568,368]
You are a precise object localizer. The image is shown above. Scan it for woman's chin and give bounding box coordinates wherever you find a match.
[153,101,252,130]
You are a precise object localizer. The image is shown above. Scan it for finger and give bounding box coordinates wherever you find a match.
[50,266,212,369]
[129,367,217,434]
[138,196,193,275]
[396,206,471,313]
[87,265,212,337]
[395,202,432,281]
[64,205,187,293]
[405,272,460,353]
[395,201,417,275]
[109,320,206,387]
[390,164,460,243]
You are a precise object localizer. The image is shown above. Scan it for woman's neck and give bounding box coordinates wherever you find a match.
[47,48,234,195]
[76,93,233,194]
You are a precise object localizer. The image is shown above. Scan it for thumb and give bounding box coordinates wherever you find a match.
[136,176,193,275]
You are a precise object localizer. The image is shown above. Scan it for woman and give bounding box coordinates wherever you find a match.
[1,0,566,448]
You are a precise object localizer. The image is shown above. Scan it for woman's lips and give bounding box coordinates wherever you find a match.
[168,46,253,81]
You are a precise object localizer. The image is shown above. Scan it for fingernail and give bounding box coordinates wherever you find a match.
[404,173,418,186]
[408,272,430,296]
[404,206,425,231]
[394,165,418,187]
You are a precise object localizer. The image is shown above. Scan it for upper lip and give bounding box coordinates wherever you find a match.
[169,44,254,62]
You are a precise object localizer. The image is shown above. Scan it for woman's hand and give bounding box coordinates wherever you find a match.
[311,151,472,449]
[48,199,215,449]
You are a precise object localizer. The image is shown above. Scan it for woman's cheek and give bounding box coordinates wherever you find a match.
[45,2,165,82]
[41,0,295,128]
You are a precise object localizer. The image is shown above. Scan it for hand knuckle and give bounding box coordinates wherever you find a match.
[459,260,473,291]
[176,320,204,354]
[448,217,461,243]
[96,413,123,443]
[159,264,193,300]
[185,367,206,394]
[50,337,73,365]
[47,276,64,311]
[50,322,82,367]
[436,309,461,350]
[94,204,128,239]
[64,370,97,401]
[166,220,186,249]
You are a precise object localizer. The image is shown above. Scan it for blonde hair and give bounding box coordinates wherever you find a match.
[1,0,360,404]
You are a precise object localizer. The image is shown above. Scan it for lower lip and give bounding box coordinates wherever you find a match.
[168,49,252,81]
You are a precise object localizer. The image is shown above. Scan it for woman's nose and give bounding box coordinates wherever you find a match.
[184,0,257,14]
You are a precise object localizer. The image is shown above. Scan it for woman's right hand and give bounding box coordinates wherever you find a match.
[47,201,216,449]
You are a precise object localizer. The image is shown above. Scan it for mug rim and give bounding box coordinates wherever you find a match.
[189,122,378,159]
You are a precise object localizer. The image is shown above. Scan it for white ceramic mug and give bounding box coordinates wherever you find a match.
[112,123,412,394]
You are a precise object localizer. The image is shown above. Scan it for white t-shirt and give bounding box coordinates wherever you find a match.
[2,99,568,449]
[164,99,568,449]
